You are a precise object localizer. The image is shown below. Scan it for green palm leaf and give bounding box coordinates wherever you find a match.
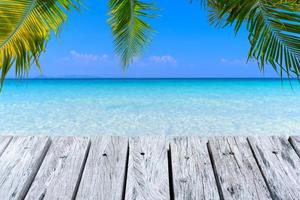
[108,0,157,69]
[0,0,79,87]
[208,0,300,78]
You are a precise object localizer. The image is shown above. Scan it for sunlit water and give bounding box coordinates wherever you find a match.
[0,79,300,136]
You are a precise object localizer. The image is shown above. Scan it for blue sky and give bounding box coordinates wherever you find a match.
[9,0,279,78]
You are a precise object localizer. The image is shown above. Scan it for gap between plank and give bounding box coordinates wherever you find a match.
[0,136,13,158]
[288,137,300,158]
[121,139,130,200]
[73,138,92,200]
[23,137,52,199]
[246,137,274,199]
[167,144,175,200]
[207,140,224,200]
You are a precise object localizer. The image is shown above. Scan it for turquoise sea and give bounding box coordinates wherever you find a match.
[0,79,299,136]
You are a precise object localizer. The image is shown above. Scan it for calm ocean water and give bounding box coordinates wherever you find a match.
[0,79,299,136]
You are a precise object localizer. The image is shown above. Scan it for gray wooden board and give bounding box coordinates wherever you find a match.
[208,137,271,200]
[0,136,12,157]
[25,137,90,200]
[125,136,170,200]
[76,136,128,200]
[248,136,300,200]
[290,136,300,157]
[170,137,220,200]
[0,136,50,200]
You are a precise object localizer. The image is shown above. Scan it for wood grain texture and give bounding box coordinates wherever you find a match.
[0,136,12,157]
[170,137,220,200]
[208,137,271,200]
[76,136,128,200]
[125,136,170,200]
[248,136,300,200]
[0,136,50,200]
[25,137,90,200]
[290,136,300,157]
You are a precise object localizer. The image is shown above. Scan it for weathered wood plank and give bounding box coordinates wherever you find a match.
[171,137,220,200]
[25,137,90,200]
[125,136,170,200]
[208,137,271,200]
[290,136,300,157]
[76,136,128,200]
[0,136,50,200]
[0,136,12,157]
[248,136,300,200]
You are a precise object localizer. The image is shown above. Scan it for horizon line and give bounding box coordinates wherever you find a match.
[5,77,294,80]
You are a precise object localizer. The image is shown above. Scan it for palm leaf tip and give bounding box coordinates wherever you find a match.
[208,0,300,78]
[0,0,81,88]
[108,0,158,69]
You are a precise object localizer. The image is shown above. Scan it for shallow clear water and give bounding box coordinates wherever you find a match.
[0,79,300,136]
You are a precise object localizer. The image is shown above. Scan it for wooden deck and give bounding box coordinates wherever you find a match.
[0,136,299,200]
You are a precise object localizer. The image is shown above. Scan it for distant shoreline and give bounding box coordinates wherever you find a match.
[5,77,294,80]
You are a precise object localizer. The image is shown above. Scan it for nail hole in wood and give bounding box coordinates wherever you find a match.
[140,152,145,156]
[102,153,107,157]
[38,191,46,200]
[11,191,16,197]
[179,178,187,183]
[229,151,234,155]
[272,151,278,155]
[59,155,68,159]
[227,186,235,195]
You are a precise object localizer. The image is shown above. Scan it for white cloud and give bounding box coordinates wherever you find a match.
[220,58,245,65]
[68,50,109,62]
[150,55,177,65]
[62,52,177,67]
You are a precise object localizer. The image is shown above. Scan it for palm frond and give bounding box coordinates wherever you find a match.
[108,0,157,69]
[208,0,300,78]
[0,0,80,87]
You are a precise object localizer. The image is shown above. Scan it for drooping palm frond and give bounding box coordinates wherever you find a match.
[0,0,80,87]
[208,0,300,78]
[108,0,157,69]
